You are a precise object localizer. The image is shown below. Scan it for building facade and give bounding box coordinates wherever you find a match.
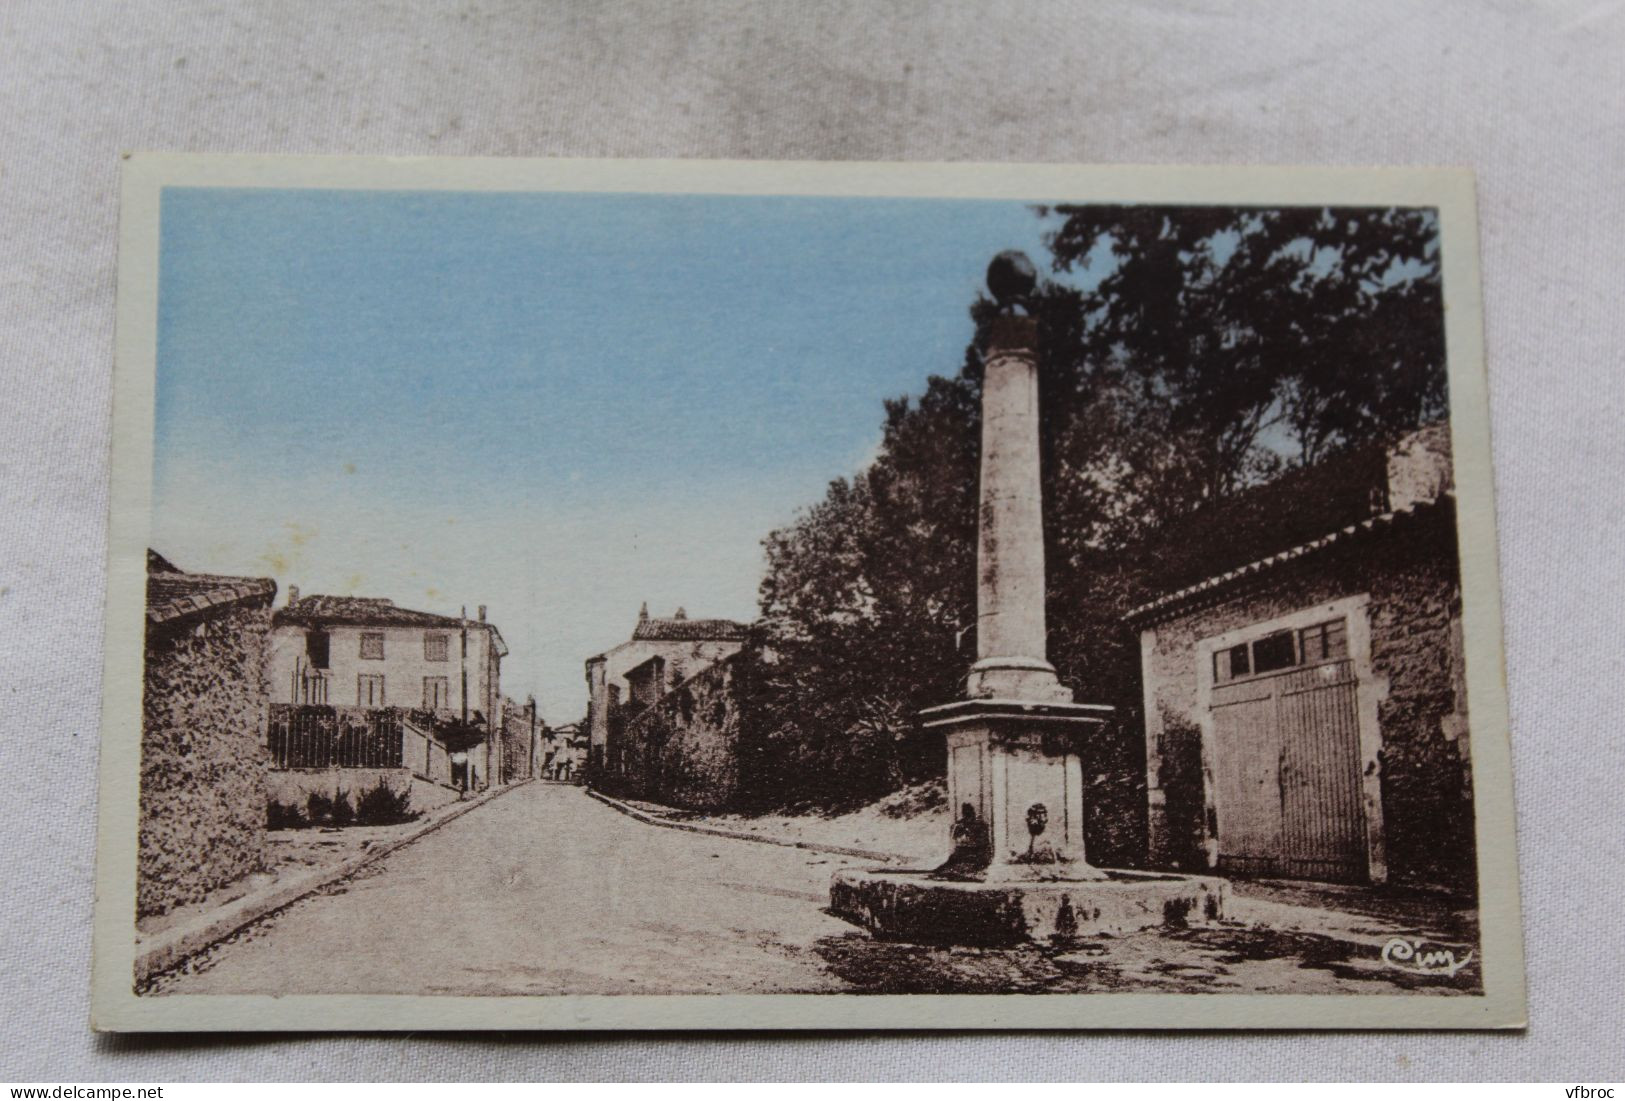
[1129,425,1475,891]
[583,604,748,781]
[268,592,507,789]
[500,695,540,783]
[612,651,754,809]
[140,551,277,919]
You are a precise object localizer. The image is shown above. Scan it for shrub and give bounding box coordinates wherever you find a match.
[267,799,308,830]
[330,789,355,827]
[305,789,355,828]
[355,779,418,826]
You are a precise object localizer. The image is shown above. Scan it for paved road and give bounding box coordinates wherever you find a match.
[159,781,866,996]
[156,781,1476,997]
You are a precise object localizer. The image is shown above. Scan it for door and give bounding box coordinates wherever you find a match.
[1210,622,1366,882]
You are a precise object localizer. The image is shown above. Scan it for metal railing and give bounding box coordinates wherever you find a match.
[267,705,405,770]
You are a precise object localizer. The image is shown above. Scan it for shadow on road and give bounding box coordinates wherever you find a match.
[810,926,1482,996]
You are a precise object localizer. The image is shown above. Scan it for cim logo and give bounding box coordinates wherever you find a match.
[1379,936,1475,978]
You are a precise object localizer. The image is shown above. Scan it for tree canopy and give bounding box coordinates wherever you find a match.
[746,204,1447,819]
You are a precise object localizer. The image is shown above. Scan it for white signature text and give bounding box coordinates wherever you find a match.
[1379,936,1474,978]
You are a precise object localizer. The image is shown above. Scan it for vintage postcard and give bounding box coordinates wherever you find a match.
[93,155,1525,1031]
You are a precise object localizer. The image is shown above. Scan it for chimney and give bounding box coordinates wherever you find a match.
[287,585,300,607]
[1386,423,1453,512]
[478,604,487,622]
[638,601,649,623]
[674,606,688,620]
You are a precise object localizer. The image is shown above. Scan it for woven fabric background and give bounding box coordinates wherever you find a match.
[2,0,1621,1082]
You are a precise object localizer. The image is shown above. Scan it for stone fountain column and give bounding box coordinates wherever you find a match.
[829,252,1225,945]
[921,251,1112,880]
[965,311,1071,704]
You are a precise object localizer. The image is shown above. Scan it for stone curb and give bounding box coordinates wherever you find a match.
[135,779,533,985]
[585,788,905,864]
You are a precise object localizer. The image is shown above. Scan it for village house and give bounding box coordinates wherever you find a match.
[583,604,748,783]
[267,591,507,790]
[1127,424,1474,892]
[140,551,277,919]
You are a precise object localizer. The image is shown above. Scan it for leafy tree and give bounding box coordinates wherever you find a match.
[1043,204,1444,496]
[751,204,1447,822]
[752,371,982,806]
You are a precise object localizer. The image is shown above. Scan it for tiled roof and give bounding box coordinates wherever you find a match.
[274,595,508,656]
[1133,443,1392,597]
[631,617,750,642]
[146,555,277,626]
[1125,494,1454,626]
[274,595,470,630]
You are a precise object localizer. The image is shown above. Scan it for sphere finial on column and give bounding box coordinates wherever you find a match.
[986,250,1037,314]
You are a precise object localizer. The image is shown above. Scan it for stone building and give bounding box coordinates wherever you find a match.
[582,604,747,782]
[611,652,754,809]
[1127,424,1474,891]
[140,551,277,919]
[500,695,540,782]
[267,592,507,788]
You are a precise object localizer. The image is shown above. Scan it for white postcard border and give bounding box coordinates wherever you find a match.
[93,154,1524,1031]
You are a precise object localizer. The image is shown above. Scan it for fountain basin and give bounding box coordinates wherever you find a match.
[830,867,1228,947]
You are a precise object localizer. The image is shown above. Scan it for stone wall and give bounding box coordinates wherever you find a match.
[268,765,402,806]
[402,715,454,787]
[139,598,272,919]
[610,655,746,810]
[499,699,537,783]
[266,766,461,826]
[590,636,745,781]
[1139,503,1474,891]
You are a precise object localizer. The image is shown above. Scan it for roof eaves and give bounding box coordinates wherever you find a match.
[1124,494,1451,627]
[147,575,277,626]
[271,598,467,630]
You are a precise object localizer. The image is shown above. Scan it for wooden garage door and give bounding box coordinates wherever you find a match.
[1211,640,1366,883]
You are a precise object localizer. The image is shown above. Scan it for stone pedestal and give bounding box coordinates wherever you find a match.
[924,698,1113,879]
[832,695,1231,943]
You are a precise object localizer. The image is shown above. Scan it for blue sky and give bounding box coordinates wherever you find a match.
[153,187,1062,720]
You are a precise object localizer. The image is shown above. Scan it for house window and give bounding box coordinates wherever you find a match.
[306,629,330,669]
[423,676,450,710]
[358,674,385,707]
[1251,630,1296,675]
[1215,643,1251,682]
[1213,618,1347,683]
[1299,619,1349,662]
[360,632,385,660]
[424,633,449,662]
